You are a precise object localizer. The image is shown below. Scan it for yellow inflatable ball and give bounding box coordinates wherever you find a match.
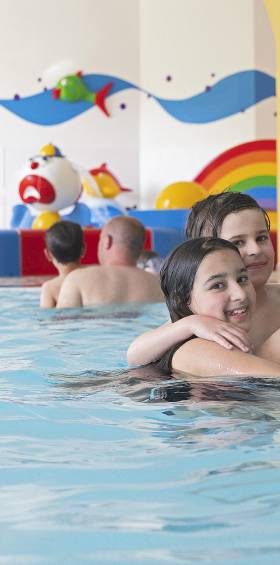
[32,211,61,230]
[155,181,207,209]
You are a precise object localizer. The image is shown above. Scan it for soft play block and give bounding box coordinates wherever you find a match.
[82,229,101,265]
[151,227,184,258]
[0,230,20,276]
[21,230,56,276]
[21,229,104,275]
[144,228,152,251]
[129,209,189,236]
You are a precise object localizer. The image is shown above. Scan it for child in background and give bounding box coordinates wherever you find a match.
[137,250,163,274]
[40,220,84,308]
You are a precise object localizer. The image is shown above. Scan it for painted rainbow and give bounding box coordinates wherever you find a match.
[194,140,277,228]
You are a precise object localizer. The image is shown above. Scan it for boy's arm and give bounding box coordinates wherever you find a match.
[257,328,280,364]
[56,274,82,308]
[127,315,252,366]
[173,338,280,378]
[40,281,56,309]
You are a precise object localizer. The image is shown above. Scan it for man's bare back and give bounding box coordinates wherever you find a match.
[57,265,164,308]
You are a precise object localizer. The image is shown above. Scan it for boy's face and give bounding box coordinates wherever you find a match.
[219,209,275,288]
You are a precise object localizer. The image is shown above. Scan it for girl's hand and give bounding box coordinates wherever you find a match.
[188,315,252,352]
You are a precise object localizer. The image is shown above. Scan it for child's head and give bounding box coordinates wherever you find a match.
[160,237,256,331]
[186,192,270,238]
[45,220,84,264]
[137,250,163,274]
[186,192,274,288]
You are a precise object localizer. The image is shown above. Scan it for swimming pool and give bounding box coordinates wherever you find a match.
[1,289,280,564]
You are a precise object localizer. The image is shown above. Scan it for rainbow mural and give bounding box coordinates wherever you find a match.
[194,139,277,230]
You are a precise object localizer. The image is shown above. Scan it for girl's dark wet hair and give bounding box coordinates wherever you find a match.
[186,192,270,239]
[45,220,84,264]
[160,237,241,322]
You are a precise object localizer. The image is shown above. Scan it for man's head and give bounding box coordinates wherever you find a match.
[98,216,146,266]
[45,220,84,265]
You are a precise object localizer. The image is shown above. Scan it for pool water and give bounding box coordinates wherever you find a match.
[1,289,280,564]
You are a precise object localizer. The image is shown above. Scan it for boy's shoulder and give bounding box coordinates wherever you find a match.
[266,283,280,302]
[41,274,62,290]
[40,275,64,308]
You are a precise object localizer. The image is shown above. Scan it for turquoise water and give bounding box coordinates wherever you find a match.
[1,289,280,564]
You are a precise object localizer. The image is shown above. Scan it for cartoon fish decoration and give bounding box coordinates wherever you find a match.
[52,72,112,117]
[83,163,132,199]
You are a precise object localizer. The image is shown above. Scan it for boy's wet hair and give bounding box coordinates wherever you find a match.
[186,192,270,239]
[45,220,84,264]
[160,237,240,322]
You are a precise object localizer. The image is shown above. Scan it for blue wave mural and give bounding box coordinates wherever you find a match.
[0,70,275,126]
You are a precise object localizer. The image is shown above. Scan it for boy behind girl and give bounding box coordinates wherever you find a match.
[40,220,84,308]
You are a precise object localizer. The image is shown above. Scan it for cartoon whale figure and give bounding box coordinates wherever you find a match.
[18,143,84,229]
[83,163,132,199]
[52,72,112,117]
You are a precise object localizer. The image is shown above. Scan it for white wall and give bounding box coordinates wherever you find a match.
[0,0,140,226]
[139,0,276,207]
[0,0,276,225]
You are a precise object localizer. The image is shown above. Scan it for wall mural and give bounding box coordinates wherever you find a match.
[0,70,275,125]
[194,139,277,230]
[155,139,277,230]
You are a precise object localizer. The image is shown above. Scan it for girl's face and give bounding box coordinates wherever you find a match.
[190,249,256,332]
[219,209,274,288]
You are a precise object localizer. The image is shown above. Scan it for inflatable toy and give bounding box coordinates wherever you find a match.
[32,211,61,230]
[155,181,206,209]
[52,72,112,117]
[82,163,132,200]
[12,145,128,229]
[83,196,126,227]
[80,163,130,223]
[14,143,85,229]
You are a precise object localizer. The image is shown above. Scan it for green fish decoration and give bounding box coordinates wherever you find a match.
[52,71,112,117]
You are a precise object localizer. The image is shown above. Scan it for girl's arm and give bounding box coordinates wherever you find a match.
[127,315,252,366]
[173,338,280,378]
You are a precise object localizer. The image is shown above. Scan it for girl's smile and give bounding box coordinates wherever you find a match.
[190,248,256,332]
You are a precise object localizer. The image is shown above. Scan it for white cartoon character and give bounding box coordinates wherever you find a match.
[18,144,82,229]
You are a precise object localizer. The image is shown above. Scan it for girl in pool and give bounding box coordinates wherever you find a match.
[127,192,280,365]
[153,237,280,377]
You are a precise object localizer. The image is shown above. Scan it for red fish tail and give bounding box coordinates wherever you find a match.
[95,82,113,117]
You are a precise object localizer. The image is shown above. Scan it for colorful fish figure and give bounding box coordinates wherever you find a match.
[52,72,112,117]
[83,163,132,199]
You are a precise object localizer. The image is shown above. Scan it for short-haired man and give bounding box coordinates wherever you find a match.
[57,216,164,308]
